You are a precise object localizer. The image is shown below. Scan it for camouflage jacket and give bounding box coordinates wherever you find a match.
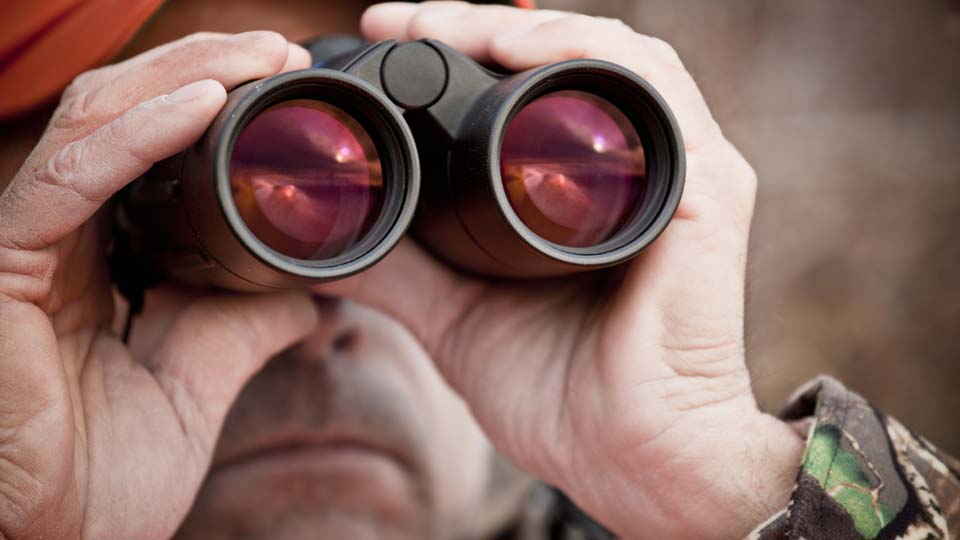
[500,376,960,540]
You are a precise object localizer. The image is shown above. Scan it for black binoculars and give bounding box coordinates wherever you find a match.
[115,36,685,291]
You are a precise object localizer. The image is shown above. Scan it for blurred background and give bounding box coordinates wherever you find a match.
[540,0,960,453]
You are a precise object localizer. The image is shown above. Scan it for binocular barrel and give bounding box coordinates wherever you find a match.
[115,37,685,290]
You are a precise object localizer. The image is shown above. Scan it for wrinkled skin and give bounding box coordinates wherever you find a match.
[0,32,319,540]
[317,4,805,540]
[0,2,803,540]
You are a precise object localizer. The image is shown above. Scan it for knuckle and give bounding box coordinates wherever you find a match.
[43,142,81,188]
[41,141,96,204]
[60,69,99,102]
[407,7,453,38]
[644,35,683,67]
[596,15,633,32]
[236,31,289,71]
[53,84,102,132]
[561,13,595,32]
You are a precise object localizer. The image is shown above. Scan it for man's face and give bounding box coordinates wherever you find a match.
[174,299,491,539]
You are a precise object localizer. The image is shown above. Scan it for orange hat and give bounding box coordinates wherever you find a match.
[0,0,164,120]
[0,0,533,121]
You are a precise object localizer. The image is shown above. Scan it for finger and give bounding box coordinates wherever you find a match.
[0,79,226,251]
[147,291,318,453]
[360,2,421,40]
[55,31,300,135]
[313,239,481,356]
[489,15,720,146]
[362,1,566,62]
[281,42,313,73]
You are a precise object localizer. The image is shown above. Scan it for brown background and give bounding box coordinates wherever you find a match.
[540,0,960,453]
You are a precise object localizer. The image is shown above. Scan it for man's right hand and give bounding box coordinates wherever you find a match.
[0,32,318,540]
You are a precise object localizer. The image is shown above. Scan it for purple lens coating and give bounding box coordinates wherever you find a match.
[229,99,384,260]
[500,90,647,248]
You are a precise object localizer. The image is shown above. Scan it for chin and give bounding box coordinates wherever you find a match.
[175,451,435,540]
[176,511,430,540]
[175,491,434,540]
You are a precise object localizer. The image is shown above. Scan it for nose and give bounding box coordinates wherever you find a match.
[294,294,361,359]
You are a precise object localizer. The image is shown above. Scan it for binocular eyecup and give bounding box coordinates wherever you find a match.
[115,37,685,291]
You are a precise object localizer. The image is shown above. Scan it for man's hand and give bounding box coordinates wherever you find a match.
[0,32,318,540]
[317,3,805,539]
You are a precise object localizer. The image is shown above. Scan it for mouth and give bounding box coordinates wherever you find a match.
[201,425,433,529]
[212,428,416,480]
[206,342,435,512]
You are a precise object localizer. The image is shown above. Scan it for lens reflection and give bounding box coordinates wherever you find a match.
[230,99,383,260]
[500,90,647,248]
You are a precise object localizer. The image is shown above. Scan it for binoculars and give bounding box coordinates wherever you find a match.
[115,36,685,291]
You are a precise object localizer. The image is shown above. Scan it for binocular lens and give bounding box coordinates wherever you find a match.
[229,99,385,260]
[116,40,683,289]
[500,90,647,248]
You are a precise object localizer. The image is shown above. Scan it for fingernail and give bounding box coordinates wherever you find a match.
[167,80,214,103]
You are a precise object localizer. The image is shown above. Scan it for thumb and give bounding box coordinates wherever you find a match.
[146,290,318,452]
[313,239,481,357]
